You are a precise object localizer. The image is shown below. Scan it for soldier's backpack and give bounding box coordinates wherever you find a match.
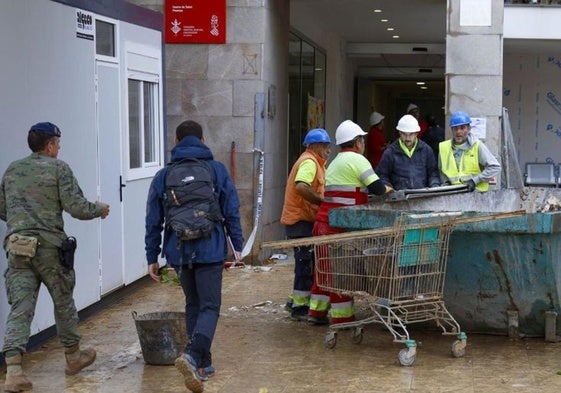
[164,158,223,241]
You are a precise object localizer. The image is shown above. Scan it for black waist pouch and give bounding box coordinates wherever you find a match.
[59,236,77,270]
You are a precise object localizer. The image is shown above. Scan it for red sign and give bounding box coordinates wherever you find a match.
[165,0,226,44]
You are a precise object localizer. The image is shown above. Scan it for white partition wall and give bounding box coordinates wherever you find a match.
[0,0,163,346]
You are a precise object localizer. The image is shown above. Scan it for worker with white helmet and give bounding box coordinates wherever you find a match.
[376,114,441,191]
[439,111,501,192]
[406,103,429,139]
[366,111,388,169]
[307,120,390,326]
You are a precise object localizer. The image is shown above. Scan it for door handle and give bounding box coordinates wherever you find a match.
[119,176,126,202]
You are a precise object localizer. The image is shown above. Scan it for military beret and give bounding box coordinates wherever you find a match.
[29,122,61,137]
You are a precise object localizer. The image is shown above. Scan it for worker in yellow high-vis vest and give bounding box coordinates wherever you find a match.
[308,120,391,325]
[439,111,501,192]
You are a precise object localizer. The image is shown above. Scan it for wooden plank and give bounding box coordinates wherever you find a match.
[261,210,526,250]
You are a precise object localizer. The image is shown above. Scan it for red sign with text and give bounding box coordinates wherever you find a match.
[165,0,226,44]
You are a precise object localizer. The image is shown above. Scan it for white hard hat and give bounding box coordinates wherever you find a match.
[407,103,419,113]
[335,120,367,145]
[369,112,385,126]
[396,114,420,133]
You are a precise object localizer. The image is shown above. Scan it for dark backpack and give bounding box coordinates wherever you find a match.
[164,158,223,241]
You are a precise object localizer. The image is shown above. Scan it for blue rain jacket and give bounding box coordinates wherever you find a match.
[145,136,243,266]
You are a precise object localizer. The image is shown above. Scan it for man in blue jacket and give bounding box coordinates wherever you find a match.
[145,120,243,393]
[376,114,440,190]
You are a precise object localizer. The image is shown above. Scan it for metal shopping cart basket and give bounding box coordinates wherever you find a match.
[314,212,466,366]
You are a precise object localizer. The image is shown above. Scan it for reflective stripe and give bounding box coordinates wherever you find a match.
[330,300,353,310]
[309,294,330,312]
[325,185,367,193]
[330,301,355,319]
[323,196,356,205]
[291,290,310,307]
[359,167,375,183]
[293,290,310,298]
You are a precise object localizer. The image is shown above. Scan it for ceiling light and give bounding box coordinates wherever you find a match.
[392,35,400,39]
[381,19,389,22]
[416,82,425,85]
[420,86,428,90]
[374,9,382,13]
[387,27,394,31]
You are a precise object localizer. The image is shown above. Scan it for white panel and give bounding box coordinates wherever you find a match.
[505,7,561,40]
[504,53,561,169]
[460,0,492,27]
[0,0,101,339]
[119,22,164,284]
[97,62,125,295]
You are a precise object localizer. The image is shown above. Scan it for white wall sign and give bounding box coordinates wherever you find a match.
[470,117,487,140]
[460,0,492,27]
[76,9,94,40]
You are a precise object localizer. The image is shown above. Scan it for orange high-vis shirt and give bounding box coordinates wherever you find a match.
[280,150,326,225]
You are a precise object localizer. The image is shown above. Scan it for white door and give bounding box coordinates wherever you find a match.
[96,61,125,295]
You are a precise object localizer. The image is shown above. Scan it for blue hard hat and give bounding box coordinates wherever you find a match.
[450,111,471,127]
[303,128,331,146]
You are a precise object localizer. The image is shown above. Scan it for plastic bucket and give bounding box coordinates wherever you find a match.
[132,311,187,365]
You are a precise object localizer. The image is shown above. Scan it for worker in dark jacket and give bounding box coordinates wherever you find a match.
[376,114,440,190]
[145,120,243,393]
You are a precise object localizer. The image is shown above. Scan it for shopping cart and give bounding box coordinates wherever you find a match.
[314,212,466,366]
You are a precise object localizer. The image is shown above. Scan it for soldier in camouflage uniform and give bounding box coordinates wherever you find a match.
[0,122,110,392]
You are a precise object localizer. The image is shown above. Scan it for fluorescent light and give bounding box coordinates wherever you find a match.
[416,82,426,85]
[387,27,394,31]
[374,9,382,13]
[392,35,400,39]
[420,86,428,90]
[381,19,389,22]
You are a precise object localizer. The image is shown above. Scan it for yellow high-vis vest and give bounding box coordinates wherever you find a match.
[439,140,488,192]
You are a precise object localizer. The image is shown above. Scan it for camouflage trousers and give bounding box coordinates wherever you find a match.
[2,244,81,355]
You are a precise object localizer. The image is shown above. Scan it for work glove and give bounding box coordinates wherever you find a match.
[465,179,476,192]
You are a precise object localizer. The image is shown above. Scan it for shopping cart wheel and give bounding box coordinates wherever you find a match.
[451,339,466,358]
[351,328,363,345]
[324,331,337,349]
[398,348,416,366]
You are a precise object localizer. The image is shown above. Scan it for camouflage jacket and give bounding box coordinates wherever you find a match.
[0,152,104,247]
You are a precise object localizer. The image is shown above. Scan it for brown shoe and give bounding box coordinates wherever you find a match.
[4,354,33,392]
[64,344,97,375]
[174,355,204,393]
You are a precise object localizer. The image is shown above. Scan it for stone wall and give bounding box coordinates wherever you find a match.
[126,0,289,263]
[446,0,504,188]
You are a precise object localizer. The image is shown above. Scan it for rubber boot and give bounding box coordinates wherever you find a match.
[64,344,96,375]
[4,353,33,392]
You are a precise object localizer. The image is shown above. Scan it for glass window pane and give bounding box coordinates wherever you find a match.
[314,50,326,100]
[288,33,303,167]
[143,82,156,163]
[128,80,141,169]
[287,32,326,173]
[96,20,115,57]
